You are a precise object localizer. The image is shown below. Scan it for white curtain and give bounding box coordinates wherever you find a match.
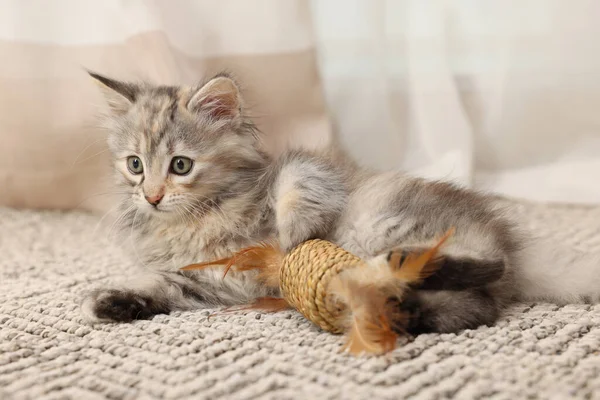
[310,0,600,204]
[2,0,599,210]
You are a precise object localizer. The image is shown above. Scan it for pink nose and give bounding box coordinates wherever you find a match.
[145,194,164,206]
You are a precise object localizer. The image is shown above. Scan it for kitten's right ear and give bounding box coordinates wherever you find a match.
[187,75,242,122]
[87,71,138,114]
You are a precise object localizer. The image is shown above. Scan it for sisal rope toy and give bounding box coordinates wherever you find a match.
[182,229,454,355]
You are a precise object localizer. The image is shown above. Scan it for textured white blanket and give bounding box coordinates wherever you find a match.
[1,201,599,399]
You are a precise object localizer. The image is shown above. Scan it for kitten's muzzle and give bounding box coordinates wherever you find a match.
[145,194,164,206]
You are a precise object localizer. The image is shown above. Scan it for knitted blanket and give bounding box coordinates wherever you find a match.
[1,201,599,399]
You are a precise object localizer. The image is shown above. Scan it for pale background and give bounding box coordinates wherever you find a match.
[1,0,599,210]
[312,0,600,203]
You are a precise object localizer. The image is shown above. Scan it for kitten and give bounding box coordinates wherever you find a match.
[81,71,600,333]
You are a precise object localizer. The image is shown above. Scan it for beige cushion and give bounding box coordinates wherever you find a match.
[0,1,331,212]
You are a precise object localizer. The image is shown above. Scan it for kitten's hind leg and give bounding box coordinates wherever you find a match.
[386,247,506,291]
[384,247,506,333]
[393,288,499,334]
[80,272,211,323]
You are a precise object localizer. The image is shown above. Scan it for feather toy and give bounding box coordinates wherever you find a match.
[182,228,454,355]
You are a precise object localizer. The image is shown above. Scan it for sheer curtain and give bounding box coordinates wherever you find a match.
[2,0,599,211]
[310,0,600,204]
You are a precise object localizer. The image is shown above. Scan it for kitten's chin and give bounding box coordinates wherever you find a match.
[131,201,184,222]
[138,204,175,220]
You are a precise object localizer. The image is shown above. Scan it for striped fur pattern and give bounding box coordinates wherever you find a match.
[81,71,600,334]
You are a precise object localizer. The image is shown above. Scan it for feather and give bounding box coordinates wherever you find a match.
[393,227,455,284]
[327,228,455,355]
[329,270,398,355]
[180,256,234,270]
[181,242,284,288]
[211,297,290,318]
[240,296,291,312]
[343,314,397,355]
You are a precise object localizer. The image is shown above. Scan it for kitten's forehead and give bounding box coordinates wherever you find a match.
[109,84,224,158]
[131,87,181,155]
[137,88,178,125]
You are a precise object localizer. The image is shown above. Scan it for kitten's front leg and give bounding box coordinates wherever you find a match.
[81,272,210,323]
[273,153,347,251]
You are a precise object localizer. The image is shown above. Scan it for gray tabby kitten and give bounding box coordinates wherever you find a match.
[81,72,600,333]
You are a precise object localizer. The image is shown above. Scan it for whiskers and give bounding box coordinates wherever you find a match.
[75,190,134,209]
[89,190,135,240]
[93,203,137,241]
[174,194,230,230]
[71,137,110,168]
[128,208,154,271]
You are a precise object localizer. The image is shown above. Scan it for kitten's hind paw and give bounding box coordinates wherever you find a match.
[388,290,433,336]
[81,289,169,323]
[389,288,500,334]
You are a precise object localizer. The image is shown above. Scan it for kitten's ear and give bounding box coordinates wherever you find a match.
[187,75,242,122]
[88,71,138,114]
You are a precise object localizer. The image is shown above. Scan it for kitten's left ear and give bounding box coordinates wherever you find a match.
[88,70,139,115]
[187,75,242,123]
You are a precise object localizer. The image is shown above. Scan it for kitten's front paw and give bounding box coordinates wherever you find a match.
[81,289,167,323]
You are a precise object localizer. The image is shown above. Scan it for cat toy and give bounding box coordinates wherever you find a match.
[182,229,454,355]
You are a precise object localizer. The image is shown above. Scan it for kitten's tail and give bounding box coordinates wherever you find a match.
[516,234,600,304]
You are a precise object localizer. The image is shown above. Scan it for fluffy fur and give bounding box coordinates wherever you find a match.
[81,71,600,334]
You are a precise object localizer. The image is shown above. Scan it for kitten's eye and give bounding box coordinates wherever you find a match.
[127,156,143,174]
[170,156,193,175]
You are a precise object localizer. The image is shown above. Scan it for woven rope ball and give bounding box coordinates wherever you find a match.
[279,239,364,333]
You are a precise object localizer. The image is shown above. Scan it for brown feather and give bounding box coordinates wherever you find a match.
[329,271,398,355]
[213,297,290,316]
[393,227,455,284]
[220,246,267,278]
[181,242,284,288]
[327,228,455,355]
[242,296,291,312]
[180,256,233,271]
[343,313,397,355]
[222,243,284,287]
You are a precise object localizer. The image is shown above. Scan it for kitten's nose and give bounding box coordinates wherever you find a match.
[145,194,164,206]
